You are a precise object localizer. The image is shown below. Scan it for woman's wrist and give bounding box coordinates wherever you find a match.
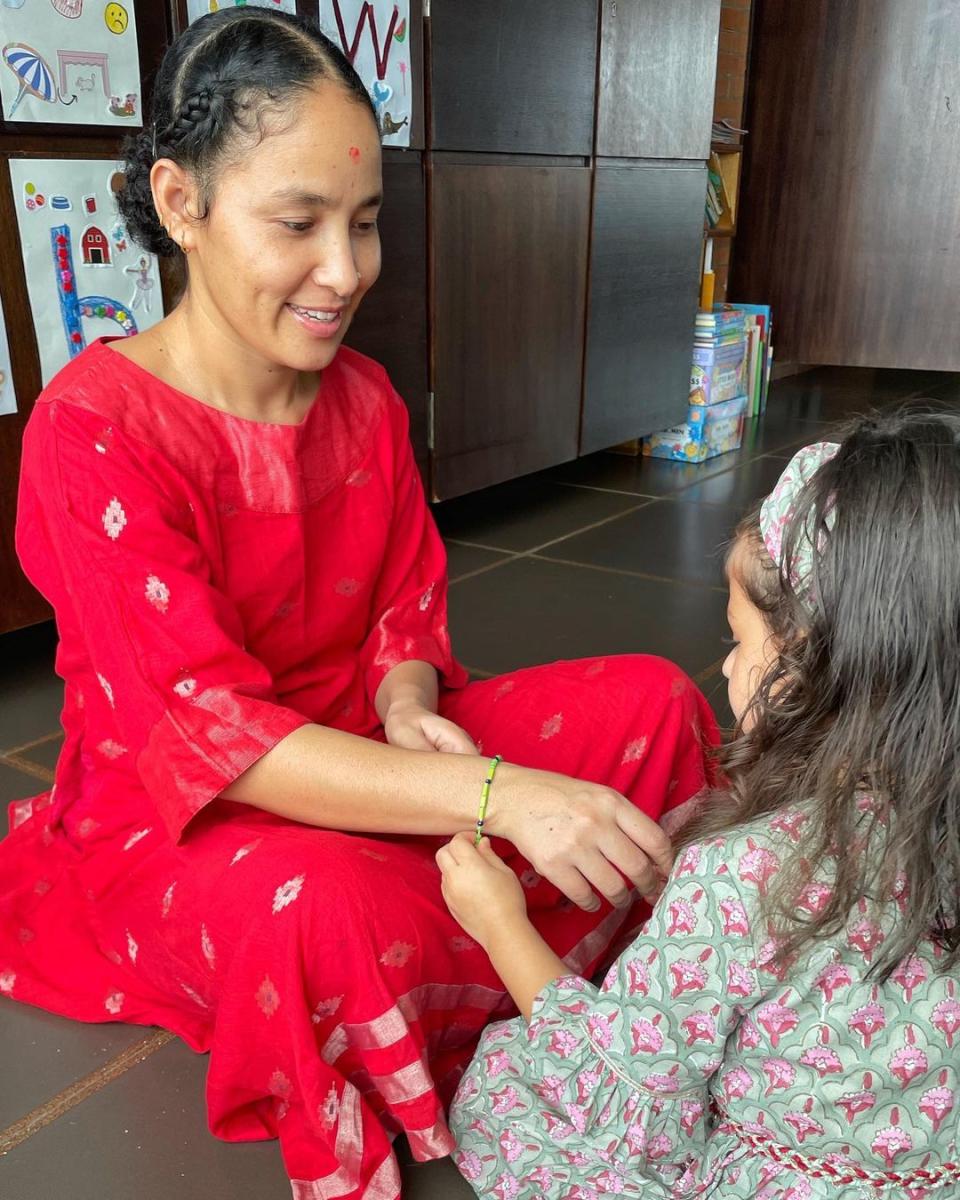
[375,660,439,721]
[476,760,518,840]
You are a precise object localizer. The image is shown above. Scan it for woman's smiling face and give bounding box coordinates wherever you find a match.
[180,80,383,373]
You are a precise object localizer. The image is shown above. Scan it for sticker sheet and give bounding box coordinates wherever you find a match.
[0,292,15,416]
[186,0,297,22]
[9,158,163,387]
[318,2,412,147]
[0,1,142,127]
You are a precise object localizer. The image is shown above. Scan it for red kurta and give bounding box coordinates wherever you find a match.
[2,339,718,1198]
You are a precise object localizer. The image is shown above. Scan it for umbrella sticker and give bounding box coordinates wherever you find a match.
[3,43,76,116]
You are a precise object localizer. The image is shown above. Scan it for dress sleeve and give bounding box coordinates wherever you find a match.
[454,838,770,1193]
[359,392,467,705]
[17,400,310,842]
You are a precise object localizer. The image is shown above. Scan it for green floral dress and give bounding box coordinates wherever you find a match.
[449,808,960,1198]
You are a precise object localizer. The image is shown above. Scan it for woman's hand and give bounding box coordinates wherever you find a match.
[383,701,478,755]
[485,764,675,912]
[436,832,528,949]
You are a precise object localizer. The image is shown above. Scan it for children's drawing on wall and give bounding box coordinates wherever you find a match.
[186,0,297,22]
[318,2,411,147]
[0,292,16,417]
[9,159,163,386]
[0,0,141,126]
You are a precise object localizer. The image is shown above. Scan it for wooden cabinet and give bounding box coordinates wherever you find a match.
[581,162,706,454]
[597,0,721,160]
[431,157,591,499]
[343,152,430,469]
[430,0,598,156]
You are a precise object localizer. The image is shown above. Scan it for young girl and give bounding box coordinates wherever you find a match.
[439,411,960,1199]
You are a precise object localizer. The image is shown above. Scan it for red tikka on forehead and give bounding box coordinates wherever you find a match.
[348,146,361,161]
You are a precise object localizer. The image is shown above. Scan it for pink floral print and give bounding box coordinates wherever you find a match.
[450,813,960,1200]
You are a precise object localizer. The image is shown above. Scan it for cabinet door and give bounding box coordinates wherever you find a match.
[597,0,721,159]
[432,158,590,499]
[430,0,598,156]
[580,163,705,455]
[342,153,429,470]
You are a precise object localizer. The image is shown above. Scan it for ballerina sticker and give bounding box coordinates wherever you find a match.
[125,256,155,313]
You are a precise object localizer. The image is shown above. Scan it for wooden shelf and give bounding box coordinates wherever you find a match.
[705,224,738,239]
[711,141,743,154]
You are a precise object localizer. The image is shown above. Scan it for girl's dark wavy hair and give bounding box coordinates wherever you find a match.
[683,406,960,980]
[118,7,377,259]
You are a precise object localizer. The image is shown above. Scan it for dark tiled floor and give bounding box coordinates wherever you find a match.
[0,366,956,1198]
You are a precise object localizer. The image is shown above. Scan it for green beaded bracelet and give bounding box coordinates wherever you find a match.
[474,754,503,845]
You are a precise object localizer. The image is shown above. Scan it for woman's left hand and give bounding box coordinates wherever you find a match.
[436,833,528,949]
[383,702,478,755]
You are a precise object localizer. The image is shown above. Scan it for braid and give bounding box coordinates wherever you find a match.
[158,85,229,155]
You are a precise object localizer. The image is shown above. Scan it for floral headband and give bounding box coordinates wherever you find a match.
[759,441,840,603]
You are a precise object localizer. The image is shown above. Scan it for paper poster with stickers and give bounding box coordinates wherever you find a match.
[186,0,297,22]
[0,0,141,126]
[318,2,411,147]
[0,292,15,416]
[9,158,163,386]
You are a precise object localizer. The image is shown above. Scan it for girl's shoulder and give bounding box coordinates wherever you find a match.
[676,804,813,883]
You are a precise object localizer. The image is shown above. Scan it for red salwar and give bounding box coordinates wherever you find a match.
[1,341,718,1198]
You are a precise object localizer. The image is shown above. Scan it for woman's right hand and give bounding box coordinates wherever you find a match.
[483,763,674,912]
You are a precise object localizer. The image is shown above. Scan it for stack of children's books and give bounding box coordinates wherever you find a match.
[643,303,774,464]
[714,303,774,418]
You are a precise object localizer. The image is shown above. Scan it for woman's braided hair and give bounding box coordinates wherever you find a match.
[119,8,377,258]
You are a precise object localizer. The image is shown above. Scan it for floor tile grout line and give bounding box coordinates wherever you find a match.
[448,552,525,587]
[2,729,63,758]
[445,500,655,564]
[0,754,55,785]
[444,537,516,552]
[0,1029,174,1157]
[523,501,654,555]
[553,481,663,500]
[694,655,727,686]
[528,553,728,593]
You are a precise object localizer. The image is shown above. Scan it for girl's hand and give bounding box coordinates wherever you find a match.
[383,703,478,755]
[436,832,528,949]
[485,764,674,912]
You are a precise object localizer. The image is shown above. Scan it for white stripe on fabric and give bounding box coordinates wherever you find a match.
[405,1116,456,1160]
[368,1056,434,1106]
[360,1152,401,1200]
[335,1084,364,1178]
[319,981,507,1064]
[290,1151,397,1200]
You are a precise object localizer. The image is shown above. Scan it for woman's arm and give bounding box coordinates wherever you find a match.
[224,726,673,909]
[374,660,478,754]
[224,720,492,834]
[374,658,438,721]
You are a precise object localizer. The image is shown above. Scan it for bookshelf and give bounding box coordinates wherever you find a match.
[701,143,743,308]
